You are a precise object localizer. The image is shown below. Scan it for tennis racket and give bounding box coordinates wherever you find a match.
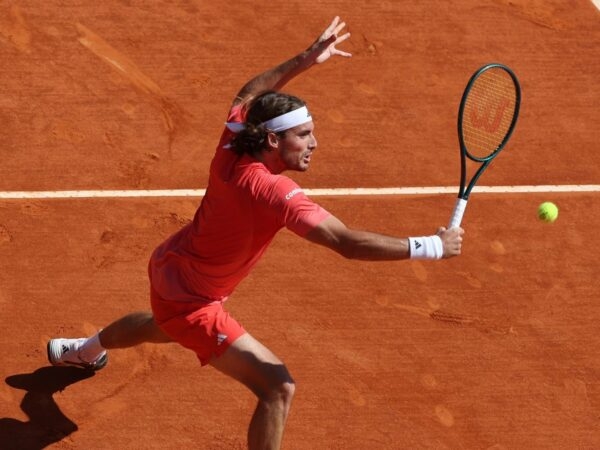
[448,63,521,228]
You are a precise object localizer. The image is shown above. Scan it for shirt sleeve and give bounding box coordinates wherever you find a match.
[216,104,245,149]
[268,176,331,237]
[225,104,245,131]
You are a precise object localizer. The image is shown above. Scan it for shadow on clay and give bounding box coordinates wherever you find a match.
[0,366,95,450]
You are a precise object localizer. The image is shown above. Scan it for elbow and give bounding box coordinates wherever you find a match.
[336,242,361,260]
[331,232,367,260]
[338,248,354,260]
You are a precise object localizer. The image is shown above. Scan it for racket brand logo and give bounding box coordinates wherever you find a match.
[469,98,510,133]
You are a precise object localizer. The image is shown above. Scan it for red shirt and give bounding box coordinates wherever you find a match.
[149,105,331,303]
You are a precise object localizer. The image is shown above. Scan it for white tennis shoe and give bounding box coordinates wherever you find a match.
[47,338,108,371]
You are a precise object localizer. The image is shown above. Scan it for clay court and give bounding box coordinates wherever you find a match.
[1,1,599,449]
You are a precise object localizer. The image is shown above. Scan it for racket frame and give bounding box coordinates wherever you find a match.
[449,63,521,228]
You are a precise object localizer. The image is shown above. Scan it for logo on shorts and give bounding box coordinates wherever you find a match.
[217,334,228,345]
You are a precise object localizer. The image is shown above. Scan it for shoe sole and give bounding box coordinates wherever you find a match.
[46,341,108,371]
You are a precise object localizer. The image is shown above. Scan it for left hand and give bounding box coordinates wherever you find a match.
[308,16,352,65]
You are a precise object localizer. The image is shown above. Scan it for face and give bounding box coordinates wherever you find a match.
[268,121,317,174]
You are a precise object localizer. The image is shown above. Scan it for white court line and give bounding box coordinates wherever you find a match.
[0,185,599,199]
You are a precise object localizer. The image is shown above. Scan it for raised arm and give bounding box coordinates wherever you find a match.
[304,215,464,261]
[233,16,351,106]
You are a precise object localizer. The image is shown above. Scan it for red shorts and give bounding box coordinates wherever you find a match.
[150,287,246,366]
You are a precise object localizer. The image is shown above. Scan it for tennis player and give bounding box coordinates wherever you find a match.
[47,16,464,449]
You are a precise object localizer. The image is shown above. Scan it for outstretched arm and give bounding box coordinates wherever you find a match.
[233,16,351,106]
[304,215,464,261]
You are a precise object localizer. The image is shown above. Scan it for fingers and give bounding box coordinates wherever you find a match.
[333,20,347,36]
[443,226,464,235]
[333,32,352,57]
[321,16,340,40]
[324,16,350,41]
[333,47,352,58]
[313,17,352,63]
[441,226,464,258]
[329,21,352,58]
[328,16,340,31]
[335,31,351,44]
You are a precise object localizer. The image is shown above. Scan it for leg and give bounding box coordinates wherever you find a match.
[98,311,172,348]
[210,333,295,450]
[47,311,172,370]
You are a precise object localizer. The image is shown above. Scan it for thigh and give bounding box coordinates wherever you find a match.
[151,289,246,365]
[209,333,294,398]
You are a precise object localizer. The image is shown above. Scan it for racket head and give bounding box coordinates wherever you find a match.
[458,64,521,162]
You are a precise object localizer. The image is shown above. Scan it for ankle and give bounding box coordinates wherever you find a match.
[79,333,106,361]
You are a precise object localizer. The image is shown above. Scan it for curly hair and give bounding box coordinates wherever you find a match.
[231,91,306,156]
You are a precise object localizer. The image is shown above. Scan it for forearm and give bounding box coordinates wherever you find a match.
[235,50,314,102]
[234,17,351,104]
[336,230,411,261]
[305,216,458,261]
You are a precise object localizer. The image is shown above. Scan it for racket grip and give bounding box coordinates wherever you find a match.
[448,198,468,228]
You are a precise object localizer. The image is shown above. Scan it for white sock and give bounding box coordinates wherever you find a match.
[79,332,106,362]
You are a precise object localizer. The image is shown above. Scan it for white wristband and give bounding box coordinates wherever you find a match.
[408,235,444,260]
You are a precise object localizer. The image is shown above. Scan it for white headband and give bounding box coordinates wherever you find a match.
[225,106,312,134]
[261,106,312,132]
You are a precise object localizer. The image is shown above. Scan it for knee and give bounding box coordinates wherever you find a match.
[262,373,296,408]
[279,380,296,404]
[266,380,295,413]
[131,311,154,324]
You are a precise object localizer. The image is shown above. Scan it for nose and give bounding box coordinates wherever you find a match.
[309,133,317,149]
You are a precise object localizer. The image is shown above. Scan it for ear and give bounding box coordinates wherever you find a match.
[266,132,280,150]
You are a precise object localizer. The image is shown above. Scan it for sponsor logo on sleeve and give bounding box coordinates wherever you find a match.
[285,188,303,200]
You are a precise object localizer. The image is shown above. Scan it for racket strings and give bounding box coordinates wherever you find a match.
[462,68,517,159]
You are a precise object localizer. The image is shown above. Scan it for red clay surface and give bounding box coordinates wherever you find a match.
[1,1,600,449]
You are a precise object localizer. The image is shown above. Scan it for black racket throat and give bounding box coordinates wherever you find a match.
[457,156,493,200]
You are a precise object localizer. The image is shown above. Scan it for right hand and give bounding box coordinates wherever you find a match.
[307,16,352,65]
[437,227,464,258]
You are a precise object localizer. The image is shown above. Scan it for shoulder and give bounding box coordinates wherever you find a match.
[248,168,295,191]
[267,176,319,212]
[244,170,302,203]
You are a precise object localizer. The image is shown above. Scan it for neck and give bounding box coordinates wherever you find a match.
[254,149,284,174]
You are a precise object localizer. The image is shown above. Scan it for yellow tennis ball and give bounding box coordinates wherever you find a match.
[538,201,558,223]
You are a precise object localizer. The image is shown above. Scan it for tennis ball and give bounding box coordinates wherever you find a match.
[537,201,558,223]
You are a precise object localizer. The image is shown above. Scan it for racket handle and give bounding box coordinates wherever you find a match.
[448,198,468,228]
